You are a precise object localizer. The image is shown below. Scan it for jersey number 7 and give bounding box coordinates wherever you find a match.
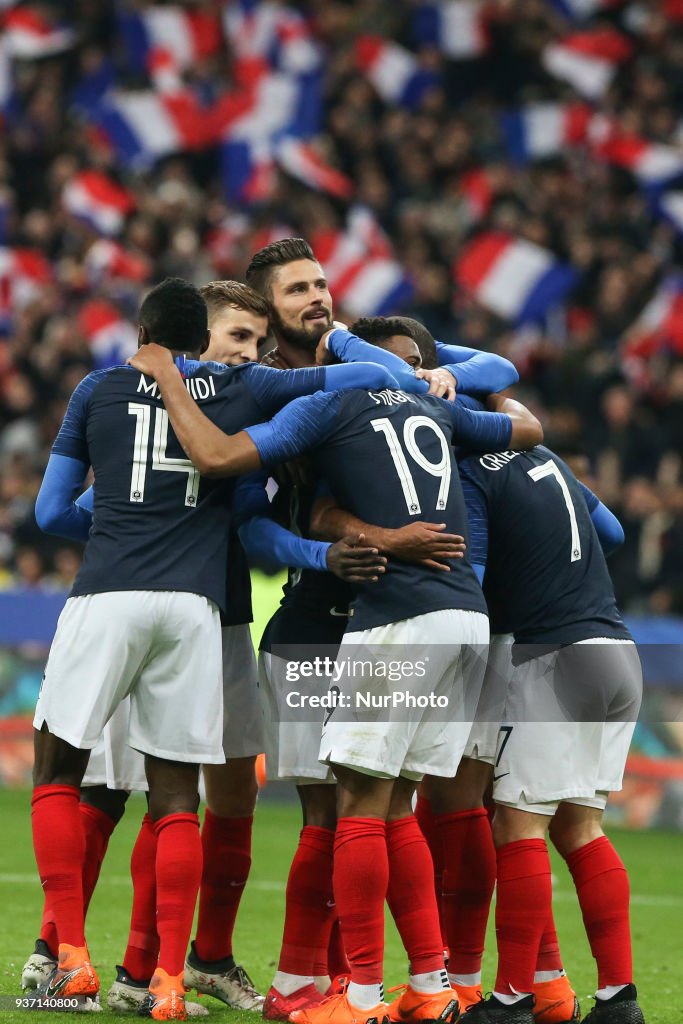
[527,460,581,562]
[128,403,200,507]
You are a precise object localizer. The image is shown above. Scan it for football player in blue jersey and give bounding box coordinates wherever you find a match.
[126,319,542,1024]
[243,241,522,1022]
[30,275,410,1020]
[440,447,643,1024]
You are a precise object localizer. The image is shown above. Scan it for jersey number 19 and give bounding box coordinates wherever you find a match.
[372,415,452,515]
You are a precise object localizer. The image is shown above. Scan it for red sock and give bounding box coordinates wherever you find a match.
[39,902,58,958]
[122,814,159,982]
[154,813,202,977]
[79,803,117,915]
[494,839,552,996]
[536,912,563,974]
[334,817,387,986]
[31,785,86,949]
[415,795,446,948]
[278,825,335,977]
[436,808,496,977]
[327,917,350,979]
[194,811,253,963]
[565,836,632,988]
[387,816,445,975]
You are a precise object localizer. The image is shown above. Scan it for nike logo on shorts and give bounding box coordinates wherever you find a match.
[329,607,348,618]
[492,772,510,782]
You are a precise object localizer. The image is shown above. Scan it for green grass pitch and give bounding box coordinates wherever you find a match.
[0,790,681,1023]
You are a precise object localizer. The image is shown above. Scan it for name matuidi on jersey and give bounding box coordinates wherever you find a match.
[137,374,216,401]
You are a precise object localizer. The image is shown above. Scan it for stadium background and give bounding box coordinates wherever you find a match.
[0,0,681,834]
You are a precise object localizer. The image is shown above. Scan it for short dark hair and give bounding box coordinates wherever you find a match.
[246,238,317,299]
[349,316,417,346]
[394,317,438,369]
[139,278,208,353]
[200,280,270,325]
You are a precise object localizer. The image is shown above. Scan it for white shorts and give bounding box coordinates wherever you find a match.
[493,638,642,814]
[258,650,334,784]
[464,633,514,764]
[221,624,264,759]
[34,591,225,765]
[320,609,489,781]
[81,698,148,792]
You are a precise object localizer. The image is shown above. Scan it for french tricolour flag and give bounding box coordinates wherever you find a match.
[78,299,138,369]
[312,207,413,317]
[412,0,488,59]
[85,239,151,283]
[657,192,683,235]
[549,0,623,20]
[0,246,52,327]
[500,103,592,164]
[622,276,683,358]
[91,89,209,168]
[220,72,317,203]
[542,28,632,100]
[455,232,577,323]
[355,37,439,108]
[117,7,222,78]
[458,169,493,225]
[62,171,135,237]
[223,1,321,83]
[3,7,75,58]
[591,125,683,187]
[276,138,352,199]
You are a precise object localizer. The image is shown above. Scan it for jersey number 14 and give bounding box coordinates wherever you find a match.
[128,403,200,507]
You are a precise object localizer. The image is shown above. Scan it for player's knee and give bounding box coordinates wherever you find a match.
[145,756,200,820]
[80,785,129,823]
[32,726,89,788]
[549,813,604,858]
[298,783,337,829]
[205,758,258,817]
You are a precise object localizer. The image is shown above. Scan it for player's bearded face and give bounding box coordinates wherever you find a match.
[270,259,334,353]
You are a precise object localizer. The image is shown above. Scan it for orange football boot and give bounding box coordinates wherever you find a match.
[387,984,459,1024]
[533,976,580,1024]
[290,990,389,1024]
[143,968,187,1020]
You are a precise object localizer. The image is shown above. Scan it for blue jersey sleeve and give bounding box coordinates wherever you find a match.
[233,470,331,569]
[460,467,489,573]
[326,328,428,394]
[246,391,342,467]
[232,471,271,527]
[579,482,624,555]
[435,341,519,395]
[239,517,330,571]
[35,454,92,542]
[446,401,513,452]
[243,361,398,417]
[76,485,94,515]
[51,371,104,462]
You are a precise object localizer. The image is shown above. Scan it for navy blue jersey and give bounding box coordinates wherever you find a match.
[53,360,328,611]
[248,387,516,630]
[458,445,631,647]
[221,527,252,626]
[268,474,353,622]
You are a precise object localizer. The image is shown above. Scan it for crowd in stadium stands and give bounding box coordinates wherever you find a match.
[0,0,682,613]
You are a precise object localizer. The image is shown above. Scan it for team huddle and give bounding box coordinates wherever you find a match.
[27,239,644,1024]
